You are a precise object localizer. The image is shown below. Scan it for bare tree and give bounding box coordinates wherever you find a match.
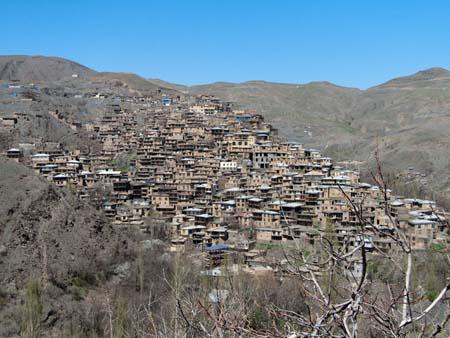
[169,151,450,338]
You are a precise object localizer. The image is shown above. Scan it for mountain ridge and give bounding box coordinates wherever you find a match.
[3,55,449,92]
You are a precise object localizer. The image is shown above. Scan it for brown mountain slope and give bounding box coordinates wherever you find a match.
[0,55,95,82]
[374,67,450,89]
[147,78,189,93]
[189,80,362,146]
[0,56,180,96]
[90,72,181,96]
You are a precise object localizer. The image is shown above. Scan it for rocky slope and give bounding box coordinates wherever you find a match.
[0,158,135,337]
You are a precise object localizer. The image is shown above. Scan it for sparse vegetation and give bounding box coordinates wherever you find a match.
[21,279,42,338]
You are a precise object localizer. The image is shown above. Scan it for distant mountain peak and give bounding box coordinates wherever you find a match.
[0,55,95,82]
[374,67,450,89]
[412,67,450,79]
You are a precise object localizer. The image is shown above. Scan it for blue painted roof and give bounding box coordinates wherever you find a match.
[206,245,229,251]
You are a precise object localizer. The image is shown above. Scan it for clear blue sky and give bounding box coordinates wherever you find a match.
[2,0,450,88]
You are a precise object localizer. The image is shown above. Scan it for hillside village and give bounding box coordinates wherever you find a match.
[2,83,449,275]
[3,1,450,333]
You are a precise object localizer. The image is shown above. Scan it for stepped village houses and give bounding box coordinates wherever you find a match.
[4,93,449,272]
